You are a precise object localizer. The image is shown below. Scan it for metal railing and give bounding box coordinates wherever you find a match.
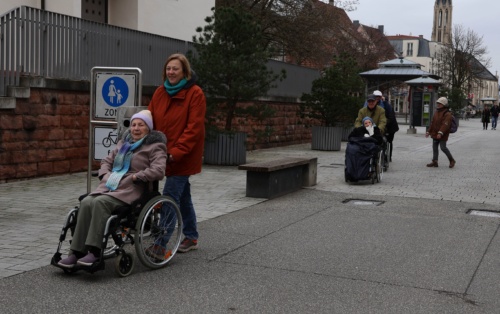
[0,6,319,98]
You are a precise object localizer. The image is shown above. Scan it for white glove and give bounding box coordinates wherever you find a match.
[366,125,374,136]
[364,133,370,137]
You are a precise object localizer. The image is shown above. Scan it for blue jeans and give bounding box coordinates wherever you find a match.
[162,176,198,240]
[492,116,498,129]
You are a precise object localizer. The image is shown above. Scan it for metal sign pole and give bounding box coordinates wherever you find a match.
[88,67,142,194]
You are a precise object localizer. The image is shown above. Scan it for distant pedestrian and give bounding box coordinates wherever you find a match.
[482,105,491,130]
[490,104,499,130]
[425,97,456,168]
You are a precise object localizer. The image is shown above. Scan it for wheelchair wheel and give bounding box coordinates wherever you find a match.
[115,251,135,277]
[376,150,384,183]
[135,195,182,269]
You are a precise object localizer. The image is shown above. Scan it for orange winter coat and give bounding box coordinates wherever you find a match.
[148,83,206,176]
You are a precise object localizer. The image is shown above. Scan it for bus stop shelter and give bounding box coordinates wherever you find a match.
[359,57,440,92]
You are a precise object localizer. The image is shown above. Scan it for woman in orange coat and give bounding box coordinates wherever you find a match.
[425,97,456,168]
[148,53,206,255]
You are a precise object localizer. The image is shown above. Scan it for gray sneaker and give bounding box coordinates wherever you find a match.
[178,238,198,253]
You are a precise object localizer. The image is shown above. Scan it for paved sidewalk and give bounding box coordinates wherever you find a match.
[0,118,499,279]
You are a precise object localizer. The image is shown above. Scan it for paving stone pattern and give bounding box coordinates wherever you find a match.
[1,118,498,278]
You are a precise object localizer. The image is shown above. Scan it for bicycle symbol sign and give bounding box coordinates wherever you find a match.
[94,127,118,160]
[102,130,118,148]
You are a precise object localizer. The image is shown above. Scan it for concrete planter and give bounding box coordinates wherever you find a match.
[311,126,342,151]
[204,132,247,165]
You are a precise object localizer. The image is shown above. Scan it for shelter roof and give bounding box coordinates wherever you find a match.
[359,59,438,81]
[405,76,441,85]
[359,56,440,90]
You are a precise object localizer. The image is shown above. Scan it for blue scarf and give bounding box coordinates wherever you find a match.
[105,134,146,191]
[164,78,187,96]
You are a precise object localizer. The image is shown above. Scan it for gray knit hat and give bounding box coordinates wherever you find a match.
[131,109,153,130]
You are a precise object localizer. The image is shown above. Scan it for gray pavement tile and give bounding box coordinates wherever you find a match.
[0,269,23,278]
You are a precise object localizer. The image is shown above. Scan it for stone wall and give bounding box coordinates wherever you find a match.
[0,86,314,182]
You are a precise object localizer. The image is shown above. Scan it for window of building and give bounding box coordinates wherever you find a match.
[438,11,442,27]
[394,98,400,112]
[406,43,413,57]
[82,0,107,23]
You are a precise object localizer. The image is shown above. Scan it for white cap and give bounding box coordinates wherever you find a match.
[436,97,449,107]
[373,90,383,97]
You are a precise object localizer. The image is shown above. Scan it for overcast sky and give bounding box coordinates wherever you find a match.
[344,0,500,77]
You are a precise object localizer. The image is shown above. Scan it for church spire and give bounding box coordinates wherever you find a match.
[431,0,453,44]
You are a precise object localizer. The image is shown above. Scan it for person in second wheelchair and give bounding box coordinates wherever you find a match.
[57,110,167,268]
[345,117,383,182]
[348,117,383,145]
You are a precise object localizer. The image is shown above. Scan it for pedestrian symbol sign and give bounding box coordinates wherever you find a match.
[102,76,129,107]
[94,73,137,120]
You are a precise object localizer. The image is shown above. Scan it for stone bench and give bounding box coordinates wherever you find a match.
[238,157,317,199]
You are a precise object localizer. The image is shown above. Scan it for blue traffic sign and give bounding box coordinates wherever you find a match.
[101,76,129,107]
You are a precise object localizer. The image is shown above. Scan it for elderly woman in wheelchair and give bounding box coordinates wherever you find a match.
[53,110,182,275]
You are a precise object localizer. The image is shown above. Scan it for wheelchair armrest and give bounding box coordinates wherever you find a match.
[78,193,90,202]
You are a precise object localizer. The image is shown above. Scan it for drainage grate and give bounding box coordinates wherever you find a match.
[343,199,384,206]
[468,209,500,218]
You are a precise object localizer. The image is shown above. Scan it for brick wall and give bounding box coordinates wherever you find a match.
[207,101,315,151]
[0,87,315,182]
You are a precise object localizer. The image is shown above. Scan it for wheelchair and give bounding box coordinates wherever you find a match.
[51,180,183,277]
[344,136,384,184]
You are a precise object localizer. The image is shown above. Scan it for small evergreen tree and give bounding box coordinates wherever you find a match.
[300,54,365,127]
[191,6,284,133]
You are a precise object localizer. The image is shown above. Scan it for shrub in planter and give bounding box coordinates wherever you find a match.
[190,5,284,164]
[300,53,364,150]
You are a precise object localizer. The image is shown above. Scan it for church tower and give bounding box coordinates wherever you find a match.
[431,0,453,44]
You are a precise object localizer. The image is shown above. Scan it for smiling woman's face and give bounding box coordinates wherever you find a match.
[130,118,149,141]
[165,59,184,85]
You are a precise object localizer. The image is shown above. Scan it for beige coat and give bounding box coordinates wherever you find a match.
[92,130,167,204]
